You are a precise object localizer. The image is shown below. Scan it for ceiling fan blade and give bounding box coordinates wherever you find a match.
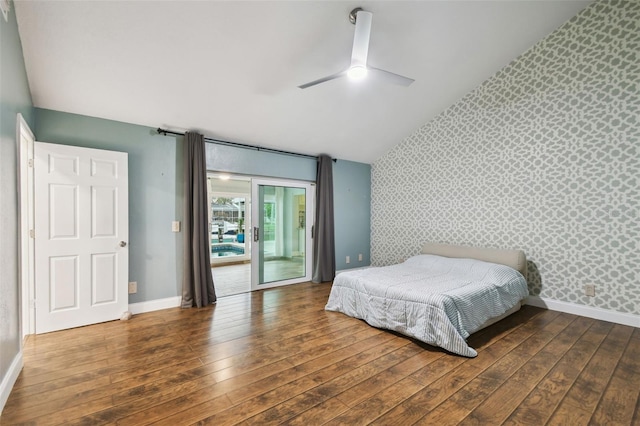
[298,8,415,89]
[368,67,415,86]
[351,10,372,67]
[298,70,347,89]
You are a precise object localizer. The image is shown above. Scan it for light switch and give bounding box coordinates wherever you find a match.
[172,221,180,232]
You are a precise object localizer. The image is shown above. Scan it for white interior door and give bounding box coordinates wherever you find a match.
[34,142,128,334]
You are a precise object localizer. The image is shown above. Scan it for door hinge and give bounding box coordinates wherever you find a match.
[28,158,33,167]
[29,229,35,238]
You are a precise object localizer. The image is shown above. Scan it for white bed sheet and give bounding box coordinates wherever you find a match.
[325,254,529,357]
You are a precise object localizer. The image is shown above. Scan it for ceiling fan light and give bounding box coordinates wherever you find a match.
[347,65,368,80]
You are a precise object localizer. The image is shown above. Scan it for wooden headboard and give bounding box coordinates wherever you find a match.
[421,242,527,280]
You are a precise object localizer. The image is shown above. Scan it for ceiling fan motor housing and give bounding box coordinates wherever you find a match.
[349,7,364,25]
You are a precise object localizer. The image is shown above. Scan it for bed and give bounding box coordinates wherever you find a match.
[325,243,529,357]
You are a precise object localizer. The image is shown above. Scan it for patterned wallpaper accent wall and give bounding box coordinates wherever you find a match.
[371,0,639,315]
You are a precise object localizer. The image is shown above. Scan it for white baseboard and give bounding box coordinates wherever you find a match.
[129,296,181,315]
[0,351,23,415]
[525,296,640,328]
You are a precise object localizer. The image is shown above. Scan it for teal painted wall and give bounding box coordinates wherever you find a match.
[0,2,34,407]
[35,109,182,304]
[334,160,371,270]
[35,110,372,304]
[205,143,317,181]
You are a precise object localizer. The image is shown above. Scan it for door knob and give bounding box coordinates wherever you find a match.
[119,241,127,247]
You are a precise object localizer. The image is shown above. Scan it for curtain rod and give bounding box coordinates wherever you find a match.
[157,128,335,162]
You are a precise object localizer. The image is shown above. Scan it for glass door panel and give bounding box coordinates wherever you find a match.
[251,178,313,290]
[208,175,251,266]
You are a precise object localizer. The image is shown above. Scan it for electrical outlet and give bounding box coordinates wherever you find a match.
[346,256,350,264]
[128,281,137,294]
[358,253,363,262]
[584,284,595,297]
[172,221,180,232]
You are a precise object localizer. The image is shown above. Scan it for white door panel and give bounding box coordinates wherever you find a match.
[250,178,314,290]
[35,142,128,334]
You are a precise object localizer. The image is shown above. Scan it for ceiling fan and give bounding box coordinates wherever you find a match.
[298,7,414,89]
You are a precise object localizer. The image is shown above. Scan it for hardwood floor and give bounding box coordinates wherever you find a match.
[2,282,639,425]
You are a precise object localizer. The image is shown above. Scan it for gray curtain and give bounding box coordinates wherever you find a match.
[312,154,336,283]
[181,132,217,308]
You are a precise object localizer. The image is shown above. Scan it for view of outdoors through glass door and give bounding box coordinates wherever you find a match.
[251,179,313,290]
[208,175,313,296]
[208,175,251,297]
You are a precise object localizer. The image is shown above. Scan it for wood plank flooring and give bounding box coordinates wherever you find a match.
[2,282,639,425]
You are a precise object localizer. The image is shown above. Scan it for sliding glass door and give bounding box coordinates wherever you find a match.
[251,178,314,290]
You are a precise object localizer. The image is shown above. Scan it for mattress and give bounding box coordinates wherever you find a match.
[325,254,529,357]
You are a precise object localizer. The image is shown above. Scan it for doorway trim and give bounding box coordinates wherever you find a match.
[17,113,35,338]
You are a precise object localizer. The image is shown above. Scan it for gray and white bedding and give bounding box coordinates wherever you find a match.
[325,254,529,357]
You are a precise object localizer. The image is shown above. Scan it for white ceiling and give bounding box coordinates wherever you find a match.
[15,0,592,164]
